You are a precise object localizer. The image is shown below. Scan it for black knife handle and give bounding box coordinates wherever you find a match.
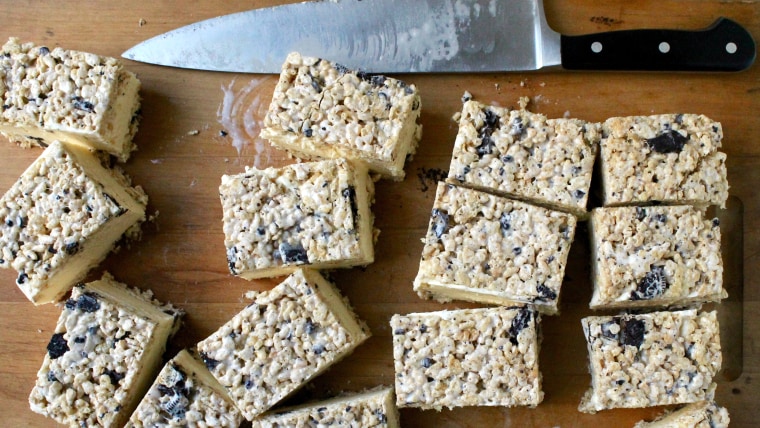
[560,18,756,71]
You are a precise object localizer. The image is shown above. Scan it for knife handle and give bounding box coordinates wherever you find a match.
[560,17,756,71]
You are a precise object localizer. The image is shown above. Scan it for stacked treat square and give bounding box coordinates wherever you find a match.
[207,52,423,426]
[99,50,423,426]
[0,39,419,425]
[0,38,189,426]
[0,41,426,425]
[397,97,593,411]
[582,113,728,421]
[405,94,730,425]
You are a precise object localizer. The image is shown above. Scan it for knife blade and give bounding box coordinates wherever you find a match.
[122,0,756,73]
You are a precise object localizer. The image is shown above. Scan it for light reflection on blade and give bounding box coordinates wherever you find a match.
[122,0,561,73]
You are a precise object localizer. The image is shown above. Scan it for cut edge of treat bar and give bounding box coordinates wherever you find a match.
[414,280,561,316]
[253,386,398,427]
[632,400,730,428]
[298,267,372,350]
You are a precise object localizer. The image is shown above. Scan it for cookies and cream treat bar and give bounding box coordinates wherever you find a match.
[1,37,141,161]
[589,205,725,310]
[260,52,422,180]
[196,268,370,420]
[253,387,398,428]
[29,273,183,427]
[126,349,242,428]
[0,140,148,305]
[579,309,722,413]
[391,306,543,410]
[448,98,600,216]
[599,113,729,208]
[220,158,375,280]
[413,182,576,314]
[634,400,730,428]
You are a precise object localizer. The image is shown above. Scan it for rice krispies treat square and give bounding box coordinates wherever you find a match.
[633,400,730,428]
[126,349,243,428]
[599,113,729,208]
[252,386,398,428]
[0,37,141,161]
[219,158,375,280]
[0,140,147,305]
[260,52,422,180]
[579,309,722,413]
[589,205,725,310]
[413,182,576,315]
[29,273,183,427]
[448,98,599,216]
[196,268,371,421]
[391,306,543,410]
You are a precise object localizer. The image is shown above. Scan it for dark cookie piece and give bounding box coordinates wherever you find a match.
[158,373,190,420]
[619,318,646,348]
[71,96,95,113]
[635,207,647,221]
[65,292,101,313]
[476,109,500,156]
[304,319,318,335]
[508,116,525,137]
[508,308,532,345]
[279,242,309,264]
[312,343,325,355]
[47,333,69,359]
[633,265,669,300]
[63,242,79,256]
[226,246,239,275]
[430,208,451,239]
[342,186,358,222]
[77,292,100,312]
[103,369,125,386]
[535,283,557,302]
[200,352,221,371]
[646,129,688,154]
[499,212,511,234]
[600,320,620,341]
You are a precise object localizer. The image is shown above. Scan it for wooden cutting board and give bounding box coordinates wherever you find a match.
[1,1,758,426]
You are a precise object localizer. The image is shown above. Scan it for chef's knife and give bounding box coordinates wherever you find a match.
[122,0,756,73]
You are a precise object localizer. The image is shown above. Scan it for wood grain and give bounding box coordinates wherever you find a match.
[0,1,758,426]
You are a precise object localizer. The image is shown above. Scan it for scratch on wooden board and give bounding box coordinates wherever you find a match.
[590,16,623,26]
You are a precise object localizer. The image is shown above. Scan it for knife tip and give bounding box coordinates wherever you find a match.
[120,49,134,61]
